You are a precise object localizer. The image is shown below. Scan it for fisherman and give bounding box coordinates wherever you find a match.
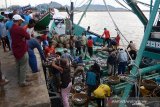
[50,52,62,92]
[93,62,101,85]
[87,36,93,57]
[52,58,72,107]
[81,32,87,53]
[107,50,117,75]
[0,15,11,52]
[5,13,13,50]
[23,19,36,38]
[22,10,32,26]
[61,48,73,66]
[72,65,85,84]
[44,40,55,58]
[93,84,111,107]
[0,60,9,86]
[86,65,98,97]
[110,33,120,49]
[101,28,111,47]
[117,48,128,75]
[69,35,75,57]
[40,31,49,50]
[27,36,46,73]
[75,36,82,56]
[10,14,31,87]
[127,41,137,60]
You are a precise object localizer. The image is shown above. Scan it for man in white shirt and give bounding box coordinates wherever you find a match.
[81,32,87,53]
[127,41,137,60]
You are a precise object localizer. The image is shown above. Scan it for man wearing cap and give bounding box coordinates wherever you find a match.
[10,14,30,87]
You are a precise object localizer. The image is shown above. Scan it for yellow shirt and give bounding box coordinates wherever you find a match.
[93,84,111,98]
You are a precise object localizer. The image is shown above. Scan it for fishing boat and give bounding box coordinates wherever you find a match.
[34,11,53,31]
[47,0,160,107]
[1,0,160,107]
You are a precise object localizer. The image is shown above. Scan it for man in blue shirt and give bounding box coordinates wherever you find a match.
[5,13,13,49]
[0,15,10,52]
[61,48,73,66]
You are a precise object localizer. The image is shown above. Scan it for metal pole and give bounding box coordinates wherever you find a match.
[77,0,92,25]
[140,64,160,75]
[70,2,74,25]
[5,0,7,9]
[126,0,148,26]
[150,0,153,18]
[70,2,74,35]
[119,0,160,107]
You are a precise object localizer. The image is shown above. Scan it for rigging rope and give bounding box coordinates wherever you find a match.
[103,0,129,44]
[68,0,90,16]
[136,0,160,11]
[115,0,133,12]
[103,1,142,98]
[75,0,88,8]
[136,0,153,8]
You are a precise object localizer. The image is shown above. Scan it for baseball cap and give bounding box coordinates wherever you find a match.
[13,14,24,21]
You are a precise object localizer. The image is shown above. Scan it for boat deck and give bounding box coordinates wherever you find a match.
[0,48,50,107]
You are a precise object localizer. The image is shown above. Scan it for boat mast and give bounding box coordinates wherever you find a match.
[70,2,74,25]
[5,0,7,9]
[125,0,148,26]
[119,0,160,107]
[150,0,153,18]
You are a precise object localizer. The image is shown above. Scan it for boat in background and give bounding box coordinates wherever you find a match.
[34,11,53,31]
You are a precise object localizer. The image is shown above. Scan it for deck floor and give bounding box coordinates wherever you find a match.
[0,48,50,107]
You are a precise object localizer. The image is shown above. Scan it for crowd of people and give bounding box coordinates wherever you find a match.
[0,9,138,107]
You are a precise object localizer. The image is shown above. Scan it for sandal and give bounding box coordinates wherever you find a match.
[0,79,9,86]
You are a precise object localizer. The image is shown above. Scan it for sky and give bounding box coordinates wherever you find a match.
[0,0,152,9]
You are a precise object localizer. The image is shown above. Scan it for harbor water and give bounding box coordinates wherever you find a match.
[61,11,150,49]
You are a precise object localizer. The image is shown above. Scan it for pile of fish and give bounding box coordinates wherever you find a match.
[85,56,107,68]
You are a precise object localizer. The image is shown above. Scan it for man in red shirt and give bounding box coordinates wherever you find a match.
[10,14,31,87]
[87,36,93,57]
[102,28,111,47]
